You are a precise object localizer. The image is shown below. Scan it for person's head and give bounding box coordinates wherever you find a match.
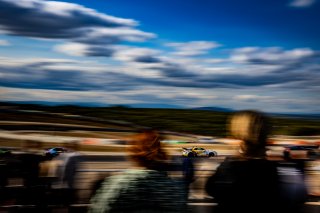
[229,110,270,158]
[127,129,168,170]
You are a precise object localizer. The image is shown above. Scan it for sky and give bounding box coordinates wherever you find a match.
[0,0,319,113]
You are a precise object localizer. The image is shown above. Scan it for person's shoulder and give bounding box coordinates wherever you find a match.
[224,156,241,161]
[220,156,244,166]
[112,169,164,183]
[221,157,278,169]
[97,170,140,190]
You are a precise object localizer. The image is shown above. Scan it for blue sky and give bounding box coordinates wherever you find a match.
[0,0,319,113]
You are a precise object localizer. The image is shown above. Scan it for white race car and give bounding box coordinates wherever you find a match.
[182,147,217,157]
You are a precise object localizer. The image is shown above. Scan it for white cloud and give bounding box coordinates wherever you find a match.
[4,0,136,26]
[1,42,320,113]
[54,43,89,56]
[0,39,10,46]
[83,27,155,42]
[5,0,35,8]
[0,86,121,103]
[166,41,220,56]
[112,46,160,62]
[0,56,77,69]
[230,47,315,64]
[233,95,272,102]
[0,0,154,56]
[202,58,227,64]
[0,85,211,108]
[289,0,316,7]
[0,1,319,113]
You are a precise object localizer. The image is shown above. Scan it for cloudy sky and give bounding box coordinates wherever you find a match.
[0,0,319,113]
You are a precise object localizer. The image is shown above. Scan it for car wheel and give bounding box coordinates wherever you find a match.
[188,152,194,157]
[208,152,215,157]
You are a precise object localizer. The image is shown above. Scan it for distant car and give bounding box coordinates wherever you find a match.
[45,147,68,157]
[283,145,319,159]
[182,147,217,157]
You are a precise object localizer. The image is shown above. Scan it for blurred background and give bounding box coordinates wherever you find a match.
[0,0,320,212]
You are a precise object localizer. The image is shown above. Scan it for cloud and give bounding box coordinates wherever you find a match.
[1,42,319,113]
[0,85,205,108]
[166,41,220,56]
[163,46,319,90]
[0,86,126,104]
[289,0,316,7]
[230,47,315,64]
[53,43,90,57]
[53,42,162,59]
[0,39,10,46]
[0,0,156,58]
[1,44,320,92]
[233,95,272,102]
[112,46,161,62]
[0,0,154,45]
[0,1,318,112]
[115,45,320,90]
[0,56,166,92]
[54,43,115,57]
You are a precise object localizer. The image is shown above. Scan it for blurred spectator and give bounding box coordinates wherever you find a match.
[0,149,11,203]
[182,156,195,200]
[89,129,186,213]
[20,140,44,187]
[44,141,82,204]
[205,110,307,213]
[0,149,12,188]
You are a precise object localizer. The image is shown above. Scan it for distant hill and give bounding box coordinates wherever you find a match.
[3,102,319,118]
[3,101,183,109]
[127,103,183,109]
[269,113,320,120]
[2,100,109,107]
[193,106,234,112]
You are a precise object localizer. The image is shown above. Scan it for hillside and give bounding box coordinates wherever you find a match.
[1,102,320,137]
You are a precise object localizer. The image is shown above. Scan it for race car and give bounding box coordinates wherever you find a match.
[44,147,68,158]
[283,145,319,159]
[182,147,217,157]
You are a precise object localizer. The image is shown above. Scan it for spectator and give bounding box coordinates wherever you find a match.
[46,141,82,205]
[205,110,307,213]
[182,155,195,200]
[20,140,44,187]
[89,129,186,213]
